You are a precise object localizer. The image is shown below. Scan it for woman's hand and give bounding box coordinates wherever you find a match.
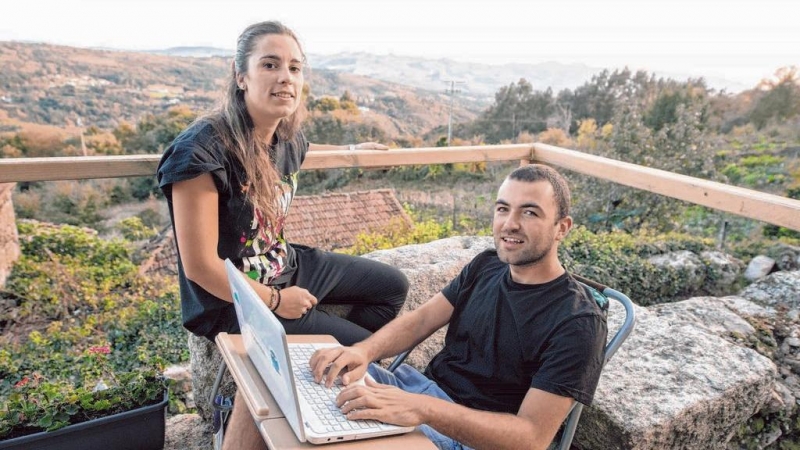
[309,142,390,152]
[273,286,318,319]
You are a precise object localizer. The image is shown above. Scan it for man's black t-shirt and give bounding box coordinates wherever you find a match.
[426,250,608,413]
[157,120,307,338]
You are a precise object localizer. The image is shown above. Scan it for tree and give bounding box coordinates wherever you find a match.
[123,106,198,154]
[473,79,556,143]
[644,92,686,131]
[749,66,800,129]
[568,78,715,232]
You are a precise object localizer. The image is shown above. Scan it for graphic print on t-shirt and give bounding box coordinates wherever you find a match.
[238,171,299,283]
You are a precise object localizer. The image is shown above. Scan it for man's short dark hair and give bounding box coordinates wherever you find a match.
[507,164,571,220]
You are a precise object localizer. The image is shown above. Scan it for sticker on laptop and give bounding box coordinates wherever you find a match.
[270,348,281,374]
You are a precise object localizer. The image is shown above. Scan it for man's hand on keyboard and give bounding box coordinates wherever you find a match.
[309,345,371,388]
[336,377,427,427]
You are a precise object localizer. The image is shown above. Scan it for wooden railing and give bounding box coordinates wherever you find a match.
[1,143,799,231]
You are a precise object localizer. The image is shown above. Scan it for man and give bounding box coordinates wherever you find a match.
[310,164,608,450]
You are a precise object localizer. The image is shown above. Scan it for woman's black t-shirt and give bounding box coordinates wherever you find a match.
[157,120,307,338]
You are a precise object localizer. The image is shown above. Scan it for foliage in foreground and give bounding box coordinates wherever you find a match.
[0,365,166,440]
[0,220,185,439]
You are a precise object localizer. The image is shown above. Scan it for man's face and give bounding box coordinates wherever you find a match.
[492,179,567,267]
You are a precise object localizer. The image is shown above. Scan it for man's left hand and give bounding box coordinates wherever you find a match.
[353,142,389,150]
[335,377,427,427]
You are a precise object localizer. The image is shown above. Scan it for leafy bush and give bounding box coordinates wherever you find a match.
[722,154,788,187]
[340,216,455,255]
[1,221,186,440]
[561,226,719,305]
[117,216,157,241]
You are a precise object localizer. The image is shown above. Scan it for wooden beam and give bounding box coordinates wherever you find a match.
[299,145,533,170]
[532,143,800,231]
[0,155,161,182]
[2,144,798,231]
[0,146,533,183]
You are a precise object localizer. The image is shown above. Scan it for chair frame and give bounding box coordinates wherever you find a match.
[387,274,636,450]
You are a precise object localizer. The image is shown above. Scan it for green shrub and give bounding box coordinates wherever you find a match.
[1,220,186,425]
[561,226,717,305]
[340,216,455,255]
[117,216,157,241]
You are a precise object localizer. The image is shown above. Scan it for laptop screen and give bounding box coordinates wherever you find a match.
[224,259,304,440]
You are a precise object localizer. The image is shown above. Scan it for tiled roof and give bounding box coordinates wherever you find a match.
[137,226,178,277]
[138,189,411,276]
[284,189,412,250]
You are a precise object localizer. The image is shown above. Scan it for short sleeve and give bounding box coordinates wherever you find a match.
[530,314,607,406]
[295,131,309,166]
[157,123,228,196]
[440,252,484,306]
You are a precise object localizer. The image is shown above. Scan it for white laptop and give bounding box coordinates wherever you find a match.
[224,259,414,444]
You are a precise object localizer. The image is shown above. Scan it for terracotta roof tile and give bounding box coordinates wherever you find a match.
[284,189,411,250]
[139,189,411,275]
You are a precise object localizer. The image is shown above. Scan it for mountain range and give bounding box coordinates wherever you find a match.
[0,42,478,138]
[153,46,754,103]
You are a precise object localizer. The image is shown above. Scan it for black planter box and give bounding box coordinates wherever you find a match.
[0,392,168,450]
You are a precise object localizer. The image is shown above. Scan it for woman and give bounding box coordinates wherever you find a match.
[157,21,408,449]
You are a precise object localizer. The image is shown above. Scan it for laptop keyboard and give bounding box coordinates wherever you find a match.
[289,344,386,433]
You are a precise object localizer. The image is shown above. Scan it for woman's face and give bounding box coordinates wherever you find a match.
[238,33,305,132]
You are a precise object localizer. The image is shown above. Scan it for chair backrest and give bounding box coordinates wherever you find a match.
[387,275,636,450]
[556,275,636,449]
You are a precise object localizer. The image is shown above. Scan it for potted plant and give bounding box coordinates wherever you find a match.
[0,346,169,450]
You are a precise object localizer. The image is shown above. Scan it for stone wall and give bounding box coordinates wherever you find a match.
[0,183,20,288]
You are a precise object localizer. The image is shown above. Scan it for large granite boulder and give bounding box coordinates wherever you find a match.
[164,414,212,450]
[648,250,707,293]
[646,250,745,298]
[189,333,237,421]
[700,251,745,295]
[739,270,800,309]
[769,243,800,272]
[576,299,776,449]
[745,255,776,281]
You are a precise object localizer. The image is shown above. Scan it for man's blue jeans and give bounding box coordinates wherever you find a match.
[367,364,474,450]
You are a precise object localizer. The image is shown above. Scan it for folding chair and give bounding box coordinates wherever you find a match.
[387,274,636,450]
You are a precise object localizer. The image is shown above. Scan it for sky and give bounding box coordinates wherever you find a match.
[1,0,798,90]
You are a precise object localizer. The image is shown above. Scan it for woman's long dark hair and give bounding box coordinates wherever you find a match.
[207,21,308,227]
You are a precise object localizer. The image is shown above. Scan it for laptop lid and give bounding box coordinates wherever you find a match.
[224,259,307,442]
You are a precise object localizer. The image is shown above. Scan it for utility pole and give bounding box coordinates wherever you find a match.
[444,80,465,146]
[77,117,88,156]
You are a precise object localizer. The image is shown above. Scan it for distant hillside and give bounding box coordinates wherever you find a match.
[0,42,227,129]
[147,46,232,58]
[305,52,754,102]
[0,42,477,137]
[307,52,597,103]
[148,47,599,106]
